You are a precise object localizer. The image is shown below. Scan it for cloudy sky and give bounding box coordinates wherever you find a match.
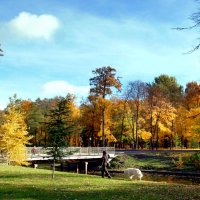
[0,0,200,109]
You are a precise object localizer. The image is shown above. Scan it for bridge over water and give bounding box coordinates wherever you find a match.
[26,147,115,162]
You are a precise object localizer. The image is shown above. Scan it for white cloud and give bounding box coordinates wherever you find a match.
[42,80,90,98]
[8,12,60,40]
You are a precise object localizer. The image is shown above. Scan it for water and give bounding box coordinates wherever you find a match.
[88,170,200,185]
[142,173,200,185]
[105,172,200,185]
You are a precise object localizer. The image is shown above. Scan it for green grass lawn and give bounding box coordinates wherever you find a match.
[0,165,200,200]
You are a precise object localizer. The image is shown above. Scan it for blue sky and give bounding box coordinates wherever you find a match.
[0,0,200,109]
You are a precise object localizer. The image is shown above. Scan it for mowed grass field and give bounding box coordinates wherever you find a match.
[0,165,200,200]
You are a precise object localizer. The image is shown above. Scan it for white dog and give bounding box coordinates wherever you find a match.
[124,168,143,180]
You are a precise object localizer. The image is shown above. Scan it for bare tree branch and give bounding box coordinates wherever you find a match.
[188,112,200,119]
[173,21,200,30]
[0,44,3,56]
[173,1,200,53]
[183,43,200,54]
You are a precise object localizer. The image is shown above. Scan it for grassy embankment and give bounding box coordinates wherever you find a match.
[0,164,200,200]
[111,151,200,171]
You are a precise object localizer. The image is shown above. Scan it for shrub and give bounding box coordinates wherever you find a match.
[110,155,126,169]
[189,152,200,169]
[172,156,184,169]
[190,138,199,149]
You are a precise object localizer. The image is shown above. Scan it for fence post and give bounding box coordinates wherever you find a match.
[85,162,88,174]
[77,164,79,174]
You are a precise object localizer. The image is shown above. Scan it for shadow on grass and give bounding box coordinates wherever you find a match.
[0,174,25,179]
[1,180,200,200]
[1,165,200,200]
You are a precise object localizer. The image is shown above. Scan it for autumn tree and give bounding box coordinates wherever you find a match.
[125,80,147,149]
[174,106,190,148]
[64,94,81,146]
[181,82,200,147]
[110,97,131,148]
[185,81,200,110]
[145,84,177,149]
[0,110,4,125]
[89,66,121,146]
[150,75,183,149]
[0,96,32,165]
[80,96,102,147]
[97,98,117,146]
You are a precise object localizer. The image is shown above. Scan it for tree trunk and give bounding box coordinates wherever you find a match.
[91,111,95,147]
[44,130,47,147]
[156,124,159,150]
[131,116,135,149]
[102,109,105,147]
[150,112,154,150]
[135,105,139,149]
[34,129,37,146]
[170,120,174,150]
[52,159,55,179]
[120,116,125,149]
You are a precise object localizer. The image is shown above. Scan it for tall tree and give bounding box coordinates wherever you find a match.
[46,96,72,179]
[174,106,190,148]
[110,97,131,148]
[25,100,45,146]
[151,75,182,149]
[64,94,81,146]
[89,66,121,146]
[185,81,200,110]
[80,97,102,147]
[0,96,32,165]
[153,74,183,106]
[183,82,200,147]
[125,80,147,149]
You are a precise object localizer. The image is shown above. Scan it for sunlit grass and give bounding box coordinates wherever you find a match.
[0,165,200,200]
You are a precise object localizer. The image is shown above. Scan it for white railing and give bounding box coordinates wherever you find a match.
[26,147,115,159]
[63,147,115,156]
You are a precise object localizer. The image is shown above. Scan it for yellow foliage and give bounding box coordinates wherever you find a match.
[140,130,151,141]
[97,124,117,142]
[187,107,200,118]
[158,122,171,133]
[0,104,32,165]
[70,102,80,120]
[180,107,200,141]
